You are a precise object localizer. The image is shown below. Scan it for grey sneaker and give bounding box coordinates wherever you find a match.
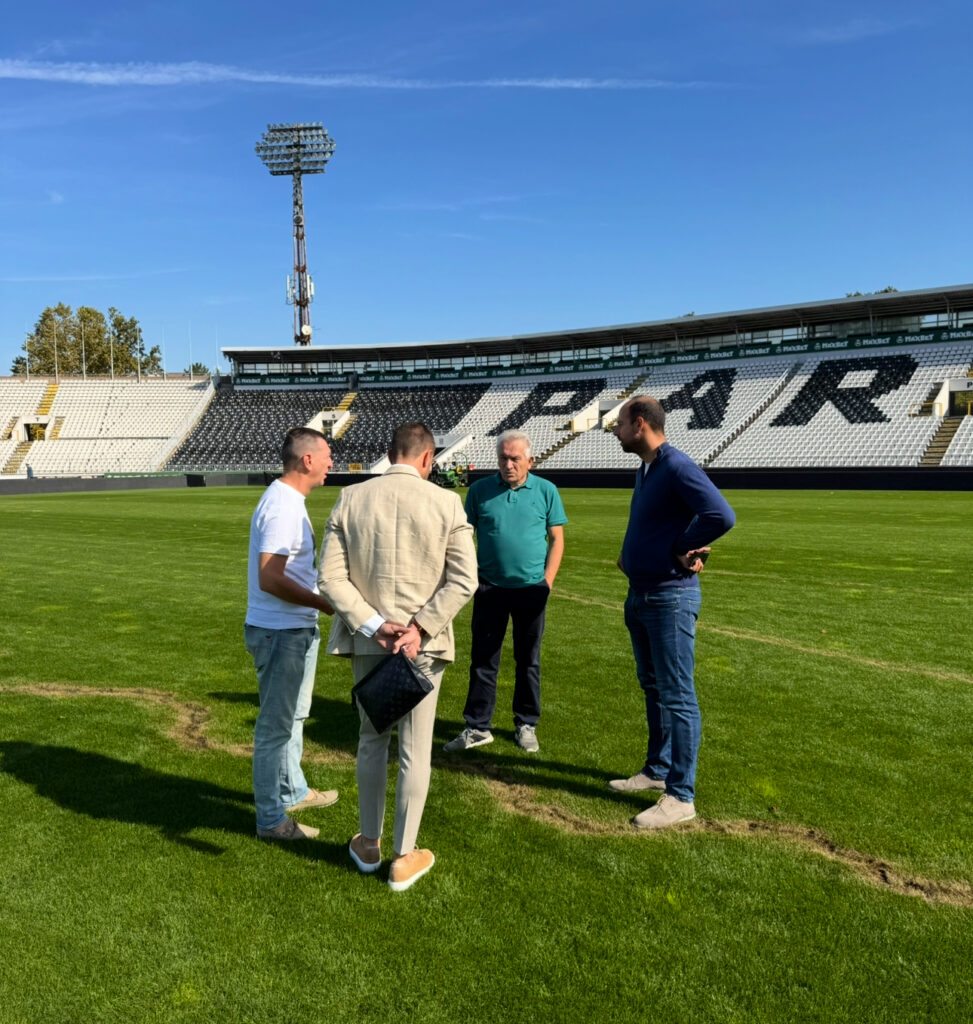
[257,817,320,840]
[443,727,494,752]
[608,772,666,793]
[514,724,539,753]
[632,794,696,830]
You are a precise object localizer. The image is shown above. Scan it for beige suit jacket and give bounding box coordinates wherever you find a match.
[318,464,477,661]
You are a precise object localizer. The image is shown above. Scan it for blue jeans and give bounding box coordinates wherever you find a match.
[623,586,701,803]
[245,624,319,831]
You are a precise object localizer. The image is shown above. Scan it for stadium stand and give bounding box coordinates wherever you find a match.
[940,415,973,466]
[0,378,212,476]
[0,380,48,437]
[542,360,796,469]
[710,345,973,467]
[452,373,640,468]
[166,387,346,471]
[12,344,969,477]
[328,383,491,467]
[7,280,973,480]
[50,380,211,441]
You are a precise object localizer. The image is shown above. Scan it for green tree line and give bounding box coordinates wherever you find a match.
[11,304,163,376]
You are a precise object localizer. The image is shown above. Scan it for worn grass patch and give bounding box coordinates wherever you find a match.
[0,486,970,1023]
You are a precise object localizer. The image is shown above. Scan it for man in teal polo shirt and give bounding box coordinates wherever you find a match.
[444,430,567,754]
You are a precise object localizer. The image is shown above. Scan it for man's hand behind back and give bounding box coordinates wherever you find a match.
[676,548,711,574]
[374,620,408,652]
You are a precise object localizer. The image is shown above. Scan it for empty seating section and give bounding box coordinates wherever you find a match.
[940,415,973,466]
[710,345,973,467]
[5,345,973,475]
[0,378,212,475]
[0,438,19,468]
[0,380,48,434]
[543,361,793,469]
[24,438,170,476]
[451,373,639,468]
[540,428,643,470]
[51,381,211,441]
[167,388,347,471]
[329,384,491,467]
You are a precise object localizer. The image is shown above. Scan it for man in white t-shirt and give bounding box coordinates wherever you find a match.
[245,426,339,840]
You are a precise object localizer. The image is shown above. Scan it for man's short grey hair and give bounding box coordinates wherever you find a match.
[495,430,533,458]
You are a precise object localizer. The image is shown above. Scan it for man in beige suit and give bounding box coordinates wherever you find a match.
[318,422,477,891]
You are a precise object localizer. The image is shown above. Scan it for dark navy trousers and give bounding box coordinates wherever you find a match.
[463,581,550,730]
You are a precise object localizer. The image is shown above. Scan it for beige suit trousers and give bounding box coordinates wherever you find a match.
[353,652,447,855]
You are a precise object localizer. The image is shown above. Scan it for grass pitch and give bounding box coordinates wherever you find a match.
[0,485,970,1023]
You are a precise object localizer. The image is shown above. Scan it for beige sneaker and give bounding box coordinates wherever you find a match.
[287,788,339,812]
[633,794,696,830]
[256,817,320,840]
[349,833,382,874]
[608,772,666,792]
[388,849,435,892]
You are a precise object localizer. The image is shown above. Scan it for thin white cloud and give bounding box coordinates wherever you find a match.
[0,267,192,283]
[377,194,522,213]
[479,211,544,224]
[47,190,65,204]
[0,58,718,90]
[795,18,918,45]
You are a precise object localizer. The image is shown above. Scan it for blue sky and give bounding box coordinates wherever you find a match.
[1,1,970,373]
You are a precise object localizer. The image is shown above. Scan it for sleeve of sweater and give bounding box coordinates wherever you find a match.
[670,457,736,554]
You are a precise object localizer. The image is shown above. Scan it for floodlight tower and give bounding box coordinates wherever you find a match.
[255,122,336,346]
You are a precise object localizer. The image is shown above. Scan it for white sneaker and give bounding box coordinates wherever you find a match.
[514,724,539,753]
[632,794,696,830]
[443,727,494,752]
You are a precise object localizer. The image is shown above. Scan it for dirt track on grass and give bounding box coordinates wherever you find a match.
[3,682,969,908]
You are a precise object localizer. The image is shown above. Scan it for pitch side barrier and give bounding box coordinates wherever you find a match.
[2,466,970,496]
[231,326,973,387]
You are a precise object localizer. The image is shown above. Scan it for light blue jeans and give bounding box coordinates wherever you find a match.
[623,586,702,803]
[245,623,319,831]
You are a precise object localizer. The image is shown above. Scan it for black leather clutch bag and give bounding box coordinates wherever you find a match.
[352,652,435,734]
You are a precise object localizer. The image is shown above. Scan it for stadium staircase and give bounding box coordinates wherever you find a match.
[596,375,650,434]
[535,428,582,466]
[334,414,356,440]
[702,361,803,467]
[2,416,16,441]
[3,441,33,475]
[915,381,944,416]
[919,416,963,466]
[36,383,59,415]
[335,392,356,410]
[48,416,65,441]
[618,374,649,399]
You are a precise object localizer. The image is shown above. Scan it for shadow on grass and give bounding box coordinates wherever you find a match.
[0,741,354,868]
[208,691,361,757]
[207,692,634,808]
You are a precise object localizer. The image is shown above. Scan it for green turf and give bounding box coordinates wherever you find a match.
[0,485,970,1023]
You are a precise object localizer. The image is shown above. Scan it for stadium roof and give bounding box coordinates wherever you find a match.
[222,283,973,366]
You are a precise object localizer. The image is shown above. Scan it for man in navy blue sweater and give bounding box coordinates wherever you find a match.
[611,396,735,829]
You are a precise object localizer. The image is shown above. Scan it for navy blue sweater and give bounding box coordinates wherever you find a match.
[621,442,736,590]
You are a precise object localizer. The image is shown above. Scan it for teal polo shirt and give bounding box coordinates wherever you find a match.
[465,472,568,588]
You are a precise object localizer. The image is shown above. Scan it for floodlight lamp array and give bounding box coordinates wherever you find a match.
[255,122,336,176]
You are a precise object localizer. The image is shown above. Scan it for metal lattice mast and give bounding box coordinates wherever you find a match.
[255,122,336,346]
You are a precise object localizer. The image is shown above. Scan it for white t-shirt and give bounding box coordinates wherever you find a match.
[246,479,319,629]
